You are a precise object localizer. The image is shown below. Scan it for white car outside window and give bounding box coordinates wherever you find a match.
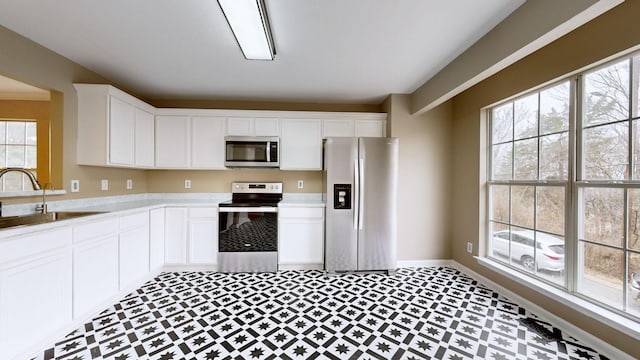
[492,230,565,272]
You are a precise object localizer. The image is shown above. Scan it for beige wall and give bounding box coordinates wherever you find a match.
[0,25,150,202]
[449,1,640,356]
[385,94,452,261]
[146,169,322,194]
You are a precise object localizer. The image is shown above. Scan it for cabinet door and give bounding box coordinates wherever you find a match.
[279,208,324,266]
[120,227,150,288]
[226,117,253,136]
[150,208,165,270]
[165,207,187,264]
[254,118,279,136]
[280,119,322,170]
[192,116,225,169]
[109,96,135,166]
[0,251,72,359]
[155,115,190,168]
[73,235,119,318]
[355,119,386,137]
[188,219,217,264]
[135,108,155,167]
[323,119,354,138]
[187,208,218,264]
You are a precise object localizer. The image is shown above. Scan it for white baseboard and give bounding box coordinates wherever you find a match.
[397,259,455,268]
[447,260,635,360]
[278,263,324,271]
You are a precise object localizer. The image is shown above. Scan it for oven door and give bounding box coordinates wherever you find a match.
[218,206,278,272]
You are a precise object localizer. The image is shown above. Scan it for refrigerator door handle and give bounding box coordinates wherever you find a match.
[358,158,365,230]
[353,158,359,230]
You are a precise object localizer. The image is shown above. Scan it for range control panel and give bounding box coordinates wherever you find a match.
[334,184,352,209]
[232,182,282,194]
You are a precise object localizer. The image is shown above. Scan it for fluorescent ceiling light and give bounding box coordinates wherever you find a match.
[218,0,275,60]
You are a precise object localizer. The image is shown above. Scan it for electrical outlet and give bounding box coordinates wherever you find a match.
[467,242,473,254]
[184,179,191,189]
[101,179,109,191]
[126,179,133,190]
[297,180,304,189]
[70,179,80,193]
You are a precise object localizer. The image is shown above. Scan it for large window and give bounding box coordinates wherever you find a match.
[487,51,640,320]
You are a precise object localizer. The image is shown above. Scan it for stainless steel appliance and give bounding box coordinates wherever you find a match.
[225,136,279,168]
[218,182,282,272]
[323,137,399,274]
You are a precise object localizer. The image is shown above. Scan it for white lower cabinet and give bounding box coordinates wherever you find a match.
[119,229,149,289]
[73,235,119,318]
[165,207,218,266]
[278,206,324,268]
[187,208,218,264]
[0,228,72,360]
[119,212,150,289]
[72,217,120,319]
[150,208,166,270]
[165,207,188,264]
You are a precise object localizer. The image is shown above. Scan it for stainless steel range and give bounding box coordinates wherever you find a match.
[218,182,282,272]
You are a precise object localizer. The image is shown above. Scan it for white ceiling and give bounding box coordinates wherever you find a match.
[0,0,524,104]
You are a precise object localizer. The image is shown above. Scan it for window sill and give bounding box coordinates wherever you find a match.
[475,256,640,341]
[0,189,66,198]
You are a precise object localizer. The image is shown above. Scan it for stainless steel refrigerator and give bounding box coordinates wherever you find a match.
[323,137,398,273]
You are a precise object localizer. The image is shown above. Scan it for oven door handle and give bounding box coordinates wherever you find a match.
[218,207,278,213]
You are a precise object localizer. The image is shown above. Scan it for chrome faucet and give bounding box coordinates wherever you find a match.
[0,168,41,190]
[36,183,53,214]
[0,168,48,214]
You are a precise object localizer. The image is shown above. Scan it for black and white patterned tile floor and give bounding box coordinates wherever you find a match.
[31,267,609,360]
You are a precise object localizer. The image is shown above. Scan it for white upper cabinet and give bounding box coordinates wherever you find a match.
[134,108,155,167]
[155,112,226,170]
[191,116,225,169]
[323,119,354,138]
[280,119,322,170]
[226,117,279,136]
[155,115,190,169]
[108,96,135,165]
[355,119,386,137]
[76,83,387,170]
[322,116,387,138]
[74,84,156,168]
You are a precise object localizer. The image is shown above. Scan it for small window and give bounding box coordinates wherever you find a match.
[0,120,37,191]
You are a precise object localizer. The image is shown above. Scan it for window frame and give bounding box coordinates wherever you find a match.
[486,50,640,323]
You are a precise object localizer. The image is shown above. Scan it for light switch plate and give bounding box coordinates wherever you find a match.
[101,179,109,191]
[70,179,80,193]
[297,180,304,189]
[126,179,133,190]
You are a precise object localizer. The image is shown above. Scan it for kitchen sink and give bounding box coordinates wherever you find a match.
[0,211,106,229]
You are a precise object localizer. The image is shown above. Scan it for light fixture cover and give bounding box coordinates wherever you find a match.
[218,0,275,60]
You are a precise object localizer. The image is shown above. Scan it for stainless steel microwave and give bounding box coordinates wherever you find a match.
[225,136,279,168]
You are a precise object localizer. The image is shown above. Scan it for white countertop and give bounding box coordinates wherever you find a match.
[0,193,325,240]
[279,193,325,207]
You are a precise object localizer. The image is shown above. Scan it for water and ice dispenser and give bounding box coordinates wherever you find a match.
[333,184,351,209]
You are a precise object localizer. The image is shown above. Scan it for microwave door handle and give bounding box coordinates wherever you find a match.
[266,141,271,162]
